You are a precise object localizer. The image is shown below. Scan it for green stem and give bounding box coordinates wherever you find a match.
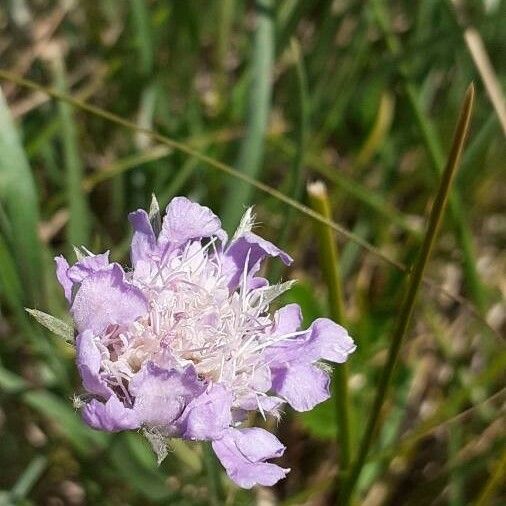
[342,84,475,504]
[202,442,223,506]
[307,182,351,474]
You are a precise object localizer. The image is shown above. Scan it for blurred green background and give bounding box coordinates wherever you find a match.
[0,0,504,504]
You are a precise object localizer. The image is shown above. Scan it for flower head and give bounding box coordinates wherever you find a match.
[56,196,356,488]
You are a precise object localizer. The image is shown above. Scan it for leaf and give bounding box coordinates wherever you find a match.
[25,308,74,344]
[0,87,43,303]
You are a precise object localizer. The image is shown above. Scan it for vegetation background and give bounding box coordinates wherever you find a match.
[0,0,504,504]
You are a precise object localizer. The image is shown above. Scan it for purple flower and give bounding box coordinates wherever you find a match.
[56,196,356,489]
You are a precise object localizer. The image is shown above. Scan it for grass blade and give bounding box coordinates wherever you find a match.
[0,70,495,337]
[52,54,90,248]
[222,0,275,231]
[130,0,154,75]
[9,456,47,502]
[474,450,506,506]
[0,88,43,304]
[342,84,476,504]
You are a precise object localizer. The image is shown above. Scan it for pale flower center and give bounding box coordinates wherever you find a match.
[100,240,294,407]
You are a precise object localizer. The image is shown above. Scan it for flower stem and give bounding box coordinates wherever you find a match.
[202,442,223,506]
[342,83,475,505]
[308,181,352,473]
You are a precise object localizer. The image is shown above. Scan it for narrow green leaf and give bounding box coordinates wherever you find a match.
[25,308,74,344]
[130,0,154,75]
[269,38,309,282]
[370,0,486,313]
[52,55,90,248]
[222,0,275,231]
[0,87,43,303]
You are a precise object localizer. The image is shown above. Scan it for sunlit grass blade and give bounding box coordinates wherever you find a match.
[354,91,395,169]
[52,54,90,248]
[342,84,476,504]
[222,0,275,231]
[450,0,506,136]
[0,88,43,304]
[0,70,496,338]
[307,181,352,477]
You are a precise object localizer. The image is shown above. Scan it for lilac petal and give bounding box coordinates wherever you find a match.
[306,318,356,363]
[222,232,293,289]
[128,209,157,266]
[272,304,302,336]
[67,252,110,283]
[71,264,148,333]
[179,384,232,440]
[266,317,355,367]
[76,330,112,399]
[158,197,225,248]
[55,256,73,302]
[212,427,289,489]
[130,361,205,434]
[271,363,330,412]
[82,396,140,432]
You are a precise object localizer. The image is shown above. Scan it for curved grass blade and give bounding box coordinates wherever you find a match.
[0,70,496,338]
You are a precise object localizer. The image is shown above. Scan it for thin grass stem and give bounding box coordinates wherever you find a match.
[342,84,476,504]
